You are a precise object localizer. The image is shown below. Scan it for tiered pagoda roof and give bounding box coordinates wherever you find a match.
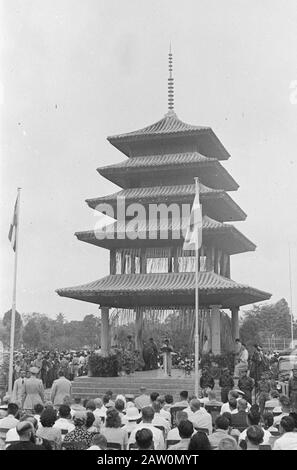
[57,271,270,309]
[75,215,256,254]
[107,112,231,160]
[98,152,239,190]
[86,182,246,222]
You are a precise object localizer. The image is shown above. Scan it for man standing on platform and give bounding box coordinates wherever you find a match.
[161,338,173,377]
[11,370,26,407]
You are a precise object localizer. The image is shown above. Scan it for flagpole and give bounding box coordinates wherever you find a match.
[8,188,21,395]
[194,177,199,398]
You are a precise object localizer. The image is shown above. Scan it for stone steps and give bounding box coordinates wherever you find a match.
[71,374,221,401]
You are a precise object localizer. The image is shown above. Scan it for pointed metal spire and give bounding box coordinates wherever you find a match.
[167,43,175,114]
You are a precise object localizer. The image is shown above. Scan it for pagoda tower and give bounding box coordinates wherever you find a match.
[57,50,271,355]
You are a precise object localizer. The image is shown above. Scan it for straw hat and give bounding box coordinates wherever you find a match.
[29,367,39,374]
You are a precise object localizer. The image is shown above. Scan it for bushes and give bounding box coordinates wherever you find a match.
[88,353,120,377]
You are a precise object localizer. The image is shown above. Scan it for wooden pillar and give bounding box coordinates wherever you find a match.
[210,305,221,354]
[231,306,240,341]
[101,307,110,357]
[135,307,143,355]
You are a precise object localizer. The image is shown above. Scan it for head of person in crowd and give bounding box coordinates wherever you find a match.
[214,415,229,432]
[179,391,189,402]
[164,394,174,406]
[115,394,127,407]
[228,390,239,401]
[115,399,125,415]
[73,411,87,428]
[73,396,82,405]
[63,395,71,406]
[40,407,57,429]
[19,370,26,379]
[228,397,238,412]
[58,405,72,420]
[156,395,165,408]
[189,399,201,413]
[106,390,113,400]
[151,400,162,415]
[150,392,160,403]
[105,408,121,429]
[178,420,193,439]
[94,398,104,409]
[237,399,248,412]
[279,395,291,413]
[246,425,264,449]
[218,437,238,450]
[86,411,96,430]
[175,410,188,426]
[85,400,96,412]
[7,402,19,417]
[89,433,107,450]
[188,431,211,450]
[15,421,35,442]
[279,416,295,435]
[141,406,155,424]
[221,412,232,427]
[263,412,274,430]
[33,403,44,416]
[102,395,110,407]
[135,428,154,450]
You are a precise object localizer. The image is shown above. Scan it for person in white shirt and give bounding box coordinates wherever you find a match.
[93,397,107,423]
[188,399,212,435]
[0,403,19,437]
[53,404,75,439]
[128,406,165,450]
[264,390,280,409]
[151,401,171,435]
[273,416,297,450]
[156,396,171,422]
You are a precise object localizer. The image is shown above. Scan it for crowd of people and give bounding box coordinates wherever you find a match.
[0,366,297,451]
[0,338,296,451]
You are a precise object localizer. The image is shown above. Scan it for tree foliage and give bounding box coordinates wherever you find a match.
[240,298,297,350]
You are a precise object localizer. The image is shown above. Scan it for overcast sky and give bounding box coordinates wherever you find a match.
[1,0,297,322]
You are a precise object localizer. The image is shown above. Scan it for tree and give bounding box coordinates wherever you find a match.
[240,298,297,350]
[22,319,40,349]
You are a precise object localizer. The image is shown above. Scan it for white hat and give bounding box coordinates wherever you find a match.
[126,407,141,421]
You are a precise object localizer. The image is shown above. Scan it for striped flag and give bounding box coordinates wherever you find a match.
[183,185,202,251]
[8,195,19,251]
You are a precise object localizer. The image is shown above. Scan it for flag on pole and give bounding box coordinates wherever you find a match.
[8,195,19,251]
[183,184,202,250]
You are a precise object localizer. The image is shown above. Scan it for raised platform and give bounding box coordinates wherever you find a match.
[71,369,220,401]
